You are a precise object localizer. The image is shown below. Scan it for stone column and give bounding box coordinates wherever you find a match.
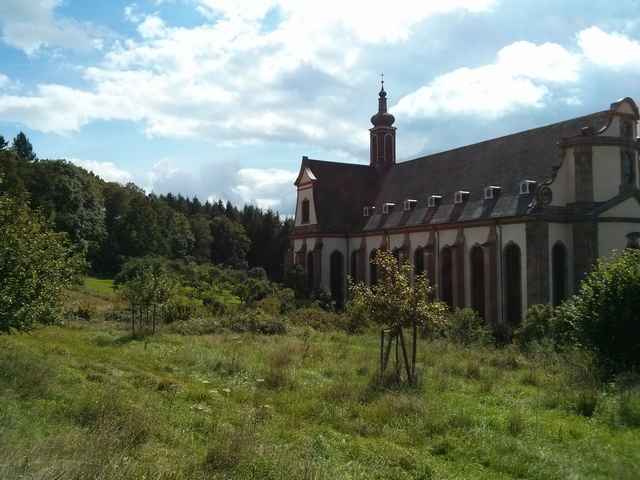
[452,228,466,309]
[482,226,498,326]
[526,220,550,307]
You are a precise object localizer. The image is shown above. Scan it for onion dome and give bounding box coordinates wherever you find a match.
[370,82,395,127]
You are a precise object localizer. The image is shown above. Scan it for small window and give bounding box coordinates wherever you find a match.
[403,199,417,211]
[382,203,396,215]
[622,151,636,186]
[454,190,470,204]
[519,180,537,195]
[301,199,310,223]
[484,186,501,200]
[427,195,442,208]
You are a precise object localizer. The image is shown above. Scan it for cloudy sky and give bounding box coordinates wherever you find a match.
[0,0,639,214]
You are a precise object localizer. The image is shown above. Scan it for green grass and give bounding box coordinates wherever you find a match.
[82,276,116,298]
[1,318,639,479]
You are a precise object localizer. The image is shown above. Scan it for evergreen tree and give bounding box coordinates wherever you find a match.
[12,132,37,162]
[0,135,7,150]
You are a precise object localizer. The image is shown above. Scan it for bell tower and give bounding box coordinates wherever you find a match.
[370,74,396,172]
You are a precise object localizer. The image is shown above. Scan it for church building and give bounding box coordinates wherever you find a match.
[290,83,640,327]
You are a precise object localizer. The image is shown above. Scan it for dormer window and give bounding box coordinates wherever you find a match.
[484,186,501,200]
[382,202,396,215]
[519,180,537,195]
[363,206,376,217]
[403,199,417,211]
[454,190,470,205]
[301,199,310,224]
[427,195,442,208]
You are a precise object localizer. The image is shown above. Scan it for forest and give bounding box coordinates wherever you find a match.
[0,132,293,280]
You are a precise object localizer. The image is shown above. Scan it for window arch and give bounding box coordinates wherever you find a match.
[504,243,522,326]
[369,249,379,285]
[470,245,485,318]
[552,242,568,306]
[440,246,453,308]
[371,136,378,165]
[301,199,310,223]
[330,251,345,309]
[384,134,393,164]
[306,251,315,292]
[414,247,425,276]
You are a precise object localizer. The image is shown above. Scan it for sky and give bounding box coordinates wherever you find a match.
[0,0,639,215]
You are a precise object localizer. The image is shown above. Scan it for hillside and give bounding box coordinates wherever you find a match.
[1,285,639,479]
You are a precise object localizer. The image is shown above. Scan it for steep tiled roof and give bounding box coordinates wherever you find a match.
[364,110,611,231]
[301,158,380,233]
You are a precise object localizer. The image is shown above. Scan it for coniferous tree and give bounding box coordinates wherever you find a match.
[0,135,8,150]
[12,132,37,162]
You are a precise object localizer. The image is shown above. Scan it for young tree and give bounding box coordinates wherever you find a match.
[350,249,447,385]
[0,191,83,332]
[11,132,37,162]
[0,135,8,150]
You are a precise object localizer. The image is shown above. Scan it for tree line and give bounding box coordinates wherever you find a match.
[0,132,293,279]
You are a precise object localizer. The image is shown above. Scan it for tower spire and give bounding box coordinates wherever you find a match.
[369,76,396,172]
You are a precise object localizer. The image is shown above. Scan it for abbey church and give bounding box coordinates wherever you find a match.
[289,84,640,327]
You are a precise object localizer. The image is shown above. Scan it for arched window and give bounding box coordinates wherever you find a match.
[301,199,310,224]
[414,247,425,276]
[369,249,379,285]
[470,245,485,318]
[330,251,345,308]
[371,136,378,165]
[351,250,359,283]
[441,246,453,308]
[306,251,315,292]
[504,243,522,326]
[552,242,568,306]
[392,248,401,264]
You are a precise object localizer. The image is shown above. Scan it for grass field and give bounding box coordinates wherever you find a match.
[1,306,639,480]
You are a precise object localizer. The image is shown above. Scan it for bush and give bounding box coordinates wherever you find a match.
[287,307,359,333]
[0,193,82,332]
[516,304,558,350]
[225,310,287,335]
[439,308,492,345]
[555,249,640,374]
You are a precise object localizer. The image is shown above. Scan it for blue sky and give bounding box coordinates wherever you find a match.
[0,0,639,215]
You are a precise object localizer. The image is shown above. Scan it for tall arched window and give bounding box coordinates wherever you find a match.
[552,242,568,306]
[504,243,522,326]
[470,245,485,318]
[414,247,425,275]
[441,246,453,308]
[369,249,378,285]
[301,199,310,223]
[384,134,393,164]
[392,248,401,264]
[371,136,378,165]
[306,251,315,292]
[350,250,359,283]
[330,251,345,309]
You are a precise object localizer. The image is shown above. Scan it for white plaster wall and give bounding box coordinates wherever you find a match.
[600,198,640,218]
[598,223,640,259]
[501,223,528,316]
[389,233,405,252]
[320,237,348,293]
[548,223,574,298]
[293,238,305,253]
[592,146,621,202]
[294,187,318,226]
[438,229,458,248]
[550,148,575,206]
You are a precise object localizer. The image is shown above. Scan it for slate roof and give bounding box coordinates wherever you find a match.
[300,158,380,233]
[301,109,612,234]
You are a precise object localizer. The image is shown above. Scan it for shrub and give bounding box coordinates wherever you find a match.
[287,307,360,333]
[440,308,492,345]
[516,304,556,349]
[555,249,640,374]
[225,310,286,335]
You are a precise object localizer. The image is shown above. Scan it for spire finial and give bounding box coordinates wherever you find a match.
[380,72,384,90]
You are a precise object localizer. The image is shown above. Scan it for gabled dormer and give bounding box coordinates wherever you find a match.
[294,161,318,227]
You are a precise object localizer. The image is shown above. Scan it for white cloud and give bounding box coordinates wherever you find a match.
[578,26,640,71]
[394,40,582,119]
[69,158,134,184]
[0,0,103,54]
[137,15,167,39]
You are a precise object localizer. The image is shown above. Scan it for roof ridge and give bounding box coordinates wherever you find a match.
[304,158,371,168]
[397,110,608,167]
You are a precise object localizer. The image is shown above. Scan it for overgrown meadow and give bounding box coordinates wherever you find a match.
[1,278,639,480]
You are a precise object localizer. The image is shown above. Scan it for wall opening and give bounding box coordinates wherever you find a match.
[414,247,425,276]
[301,199,310,223]
[330,250,344,308]
[306,251,315,292]
[552,242,568,306]
[441,246,453,308]
[504,243,522,326]
[369,249,379,285]
[470,245,485,318]
[351,250,358,283]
